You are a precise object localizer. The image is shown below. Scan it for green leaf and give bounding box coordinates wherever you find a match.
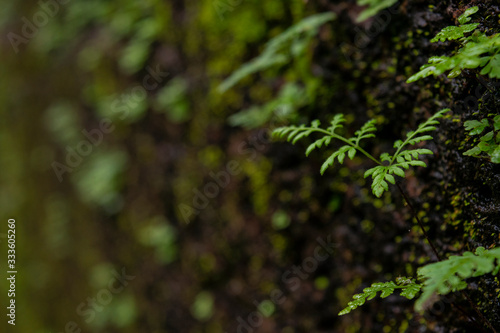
[218,54,288,93]
[480,131,494,142]
[491,146,500,163]
[320,153,336,175]
[407,160,427,167]
[400,283,422,299]
[348,148,356,160]
[384,173,395,184]
[364,167,378,178]
[494,115,500,131]
[218,13,336,92]
[389,166,405,178]
[407,21,500,83]
[478,141,494,153]
[380,285,395,298]
[447,67,463,78]
[339,278,421,315]
[480,54,500,79]
[431,23,479,42]
[394,140,404,148]
[406,65,437,83]
[464,146,481,156]
[458,6,479,25]
[464,119,489,135]
[408,135,434,145]
[305,137,330,156]
[292,130,310,144]
[416,246,500,311]
[337,145,352,164]
[329,114,346,133]
[356,0,398,22]
[353,119,378,145]
[380,152,391,162]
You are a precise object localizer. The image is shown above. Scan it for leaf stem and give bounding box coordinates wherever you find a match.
[309,128,382,165]
[395,181,441,261]
[391,131,417,164]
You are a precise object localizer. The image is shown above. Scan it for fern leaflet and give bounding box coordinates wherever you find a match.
[339,277,421,315]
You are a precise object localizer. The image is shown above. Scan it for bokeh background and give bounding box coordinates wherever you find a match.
[1,0,499,332]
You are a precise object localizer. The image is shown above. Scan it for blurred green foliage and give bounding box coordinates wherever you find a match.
[3,0,497,332]
[0,1,314,332]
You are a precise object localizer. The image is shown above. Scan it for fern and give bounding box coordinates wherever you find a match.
[430,23,479,43]
[218,54,288,93]
[463,115,500,163]
[274,109,448,198]
[227,82,306,129]
[430,7,479,42]
[407,6,500,82]
[364,109,447,197]
[356,0,398,22]
[340,246,500,316]
[416,246,500,311]
[273,114,381,172]
[457,6,480,25]
[218,12,336,93]
[339,277,422,315]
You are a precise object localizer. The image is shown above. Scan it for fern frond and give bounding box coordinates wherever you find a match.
[352,119,377,145]
[356,0,398,22]
[275,110,446,197]
[458,6,479,24]
[228,82,307,129]
[431,24,479,42]
[464,119,489,135]
[218,13,335,92]
[463,117,500,163]
[327,114,346,134]
[339,277,421,315]
[273,116,380,174]
[341,246,500,316]
[363,110,448,197]
[407,7,500,82]
[391,109,448,163]
[218,54,288,93]
[416,247,500,311]
[263,12,336,56]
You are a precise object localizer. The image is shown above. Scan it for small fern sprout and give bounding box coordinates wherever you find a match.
[273,109,449,197]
